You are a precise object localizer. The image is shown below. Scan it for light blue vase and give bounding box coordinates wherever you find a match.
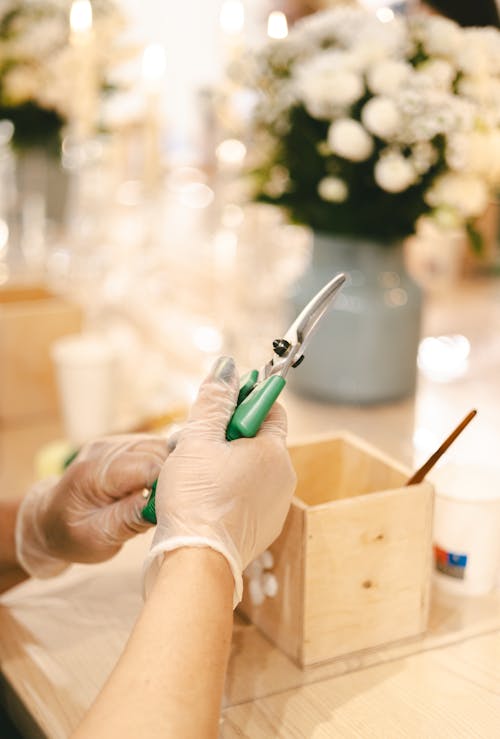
[288,232,423,404]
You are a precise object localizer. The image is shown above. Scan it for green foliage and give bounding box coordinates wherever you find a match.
[256,105,446,241]
[241,10,500,252]
[0,0,128,151]
[0,103,62,152]
[466,222,484,254]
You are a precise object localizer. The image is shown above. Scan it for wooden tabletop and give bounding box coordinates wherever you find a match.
[1,276,500,738]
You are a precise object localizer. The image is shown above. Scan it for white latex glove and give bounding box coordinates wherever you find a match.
[144,356,297,607]
[16,434,171,578]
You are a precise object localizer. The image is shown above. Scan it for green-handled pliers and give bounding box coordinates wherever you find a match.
[141,272,346,524]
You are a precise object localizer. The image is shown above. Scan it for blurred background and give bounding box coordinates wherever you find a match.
[3,8,500,737]
[1,0,500,484]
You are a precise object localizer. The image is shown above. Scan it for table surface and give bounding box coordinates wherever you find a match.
[1,277,500,738]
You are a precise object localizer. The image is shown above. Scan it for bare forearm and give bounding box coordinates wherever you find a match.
[0,501,29,594]
[74,547,234,739]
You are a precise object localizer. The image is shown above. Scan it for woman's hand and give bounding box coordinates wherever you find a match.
[16,434,171,578]
[144,356,297,606]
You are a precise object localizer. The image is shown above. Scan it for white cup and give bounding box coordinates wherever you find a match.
[430,463,500,597]
[51,334,117,445]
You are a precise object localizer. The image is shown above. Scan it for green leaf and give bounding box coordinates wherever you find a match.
[466,223,484,255]
[0,102,62,152]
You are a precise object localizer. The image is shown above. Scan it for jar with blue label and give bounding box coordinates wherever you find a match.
[431,464,500,596]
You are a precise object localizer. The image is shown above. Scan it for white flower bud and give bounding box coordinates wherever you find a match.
[294,52,364,119]
[374,152,416,193]
[327,118,374,162]
[361,97,402,140]
[412,142,437,175]
[425,173,489,217]
[416,59,456,91]
[318,177,349,203]
[447,131,500,187]
[421,16,462,59]
[367,60,410,96]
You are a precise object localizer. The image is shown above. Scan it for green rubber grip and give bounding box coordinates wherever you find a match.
[141,372,285,522]
[141,371,259,524]
[226,375,286,441]
[142,479,158,525]
[237,369,259,404]
[63,448,79,469]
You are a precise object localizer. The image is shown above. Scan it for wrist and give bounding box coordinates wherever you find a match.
[159,547,233,583]
[143,539,242,608]
[155,547,234,609]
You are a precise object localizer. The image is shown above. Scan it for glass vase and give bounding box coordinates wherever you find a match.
[1,142,67,281]
[288,231,423,404]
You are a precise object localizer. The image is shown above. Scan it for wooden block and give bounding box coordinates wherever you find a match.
[239,431,434,667]
[0,285,82,423]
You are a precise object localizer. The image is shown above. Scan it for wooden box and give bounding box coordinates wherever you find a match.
[0,285,82,423]
[239,431,434,667]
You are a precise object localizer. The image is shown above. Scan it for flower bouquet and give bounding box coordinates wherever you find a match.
[227,8,500,403]
[238,7,500,249]
[0,0,128,150]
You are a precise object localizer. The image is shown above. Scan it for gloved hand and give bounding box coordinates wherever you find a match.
[16,434,171,578]
[144,356,297,608]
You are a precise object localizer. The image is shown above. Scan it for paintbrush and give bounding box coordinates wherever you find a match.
[406,409,477,486]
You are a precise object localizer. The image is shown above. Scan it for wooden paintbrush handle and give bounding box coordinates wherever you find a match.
[406,409,477,486]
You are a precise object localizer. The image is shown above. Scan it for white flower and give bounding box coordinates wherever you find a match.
[396,86,475,144]
[0,0,128,122]
[327,119,374,162]
[234,6,500,235]
[294,51,364,118]
[367,60,411,96]
[318,176,348,203]
[458,28,500,76]
[294,7,403,55]
[445,132,469,171]
[425,173,489,217]
[411,141,438,175]
[419,16,463,60]
[374,151,416,193]
[416,59,456,91]
[327,70,364,106]
[361,97,402,140]
[347,16,408,65]
[458,75,500,111]
[294,7,365,47]
[474,131,500,185]
[446,130,500,187]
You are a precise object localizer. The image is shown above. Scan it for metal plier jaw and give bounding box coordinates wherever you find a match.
[261,272,346,384]
[226,272,346,441]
